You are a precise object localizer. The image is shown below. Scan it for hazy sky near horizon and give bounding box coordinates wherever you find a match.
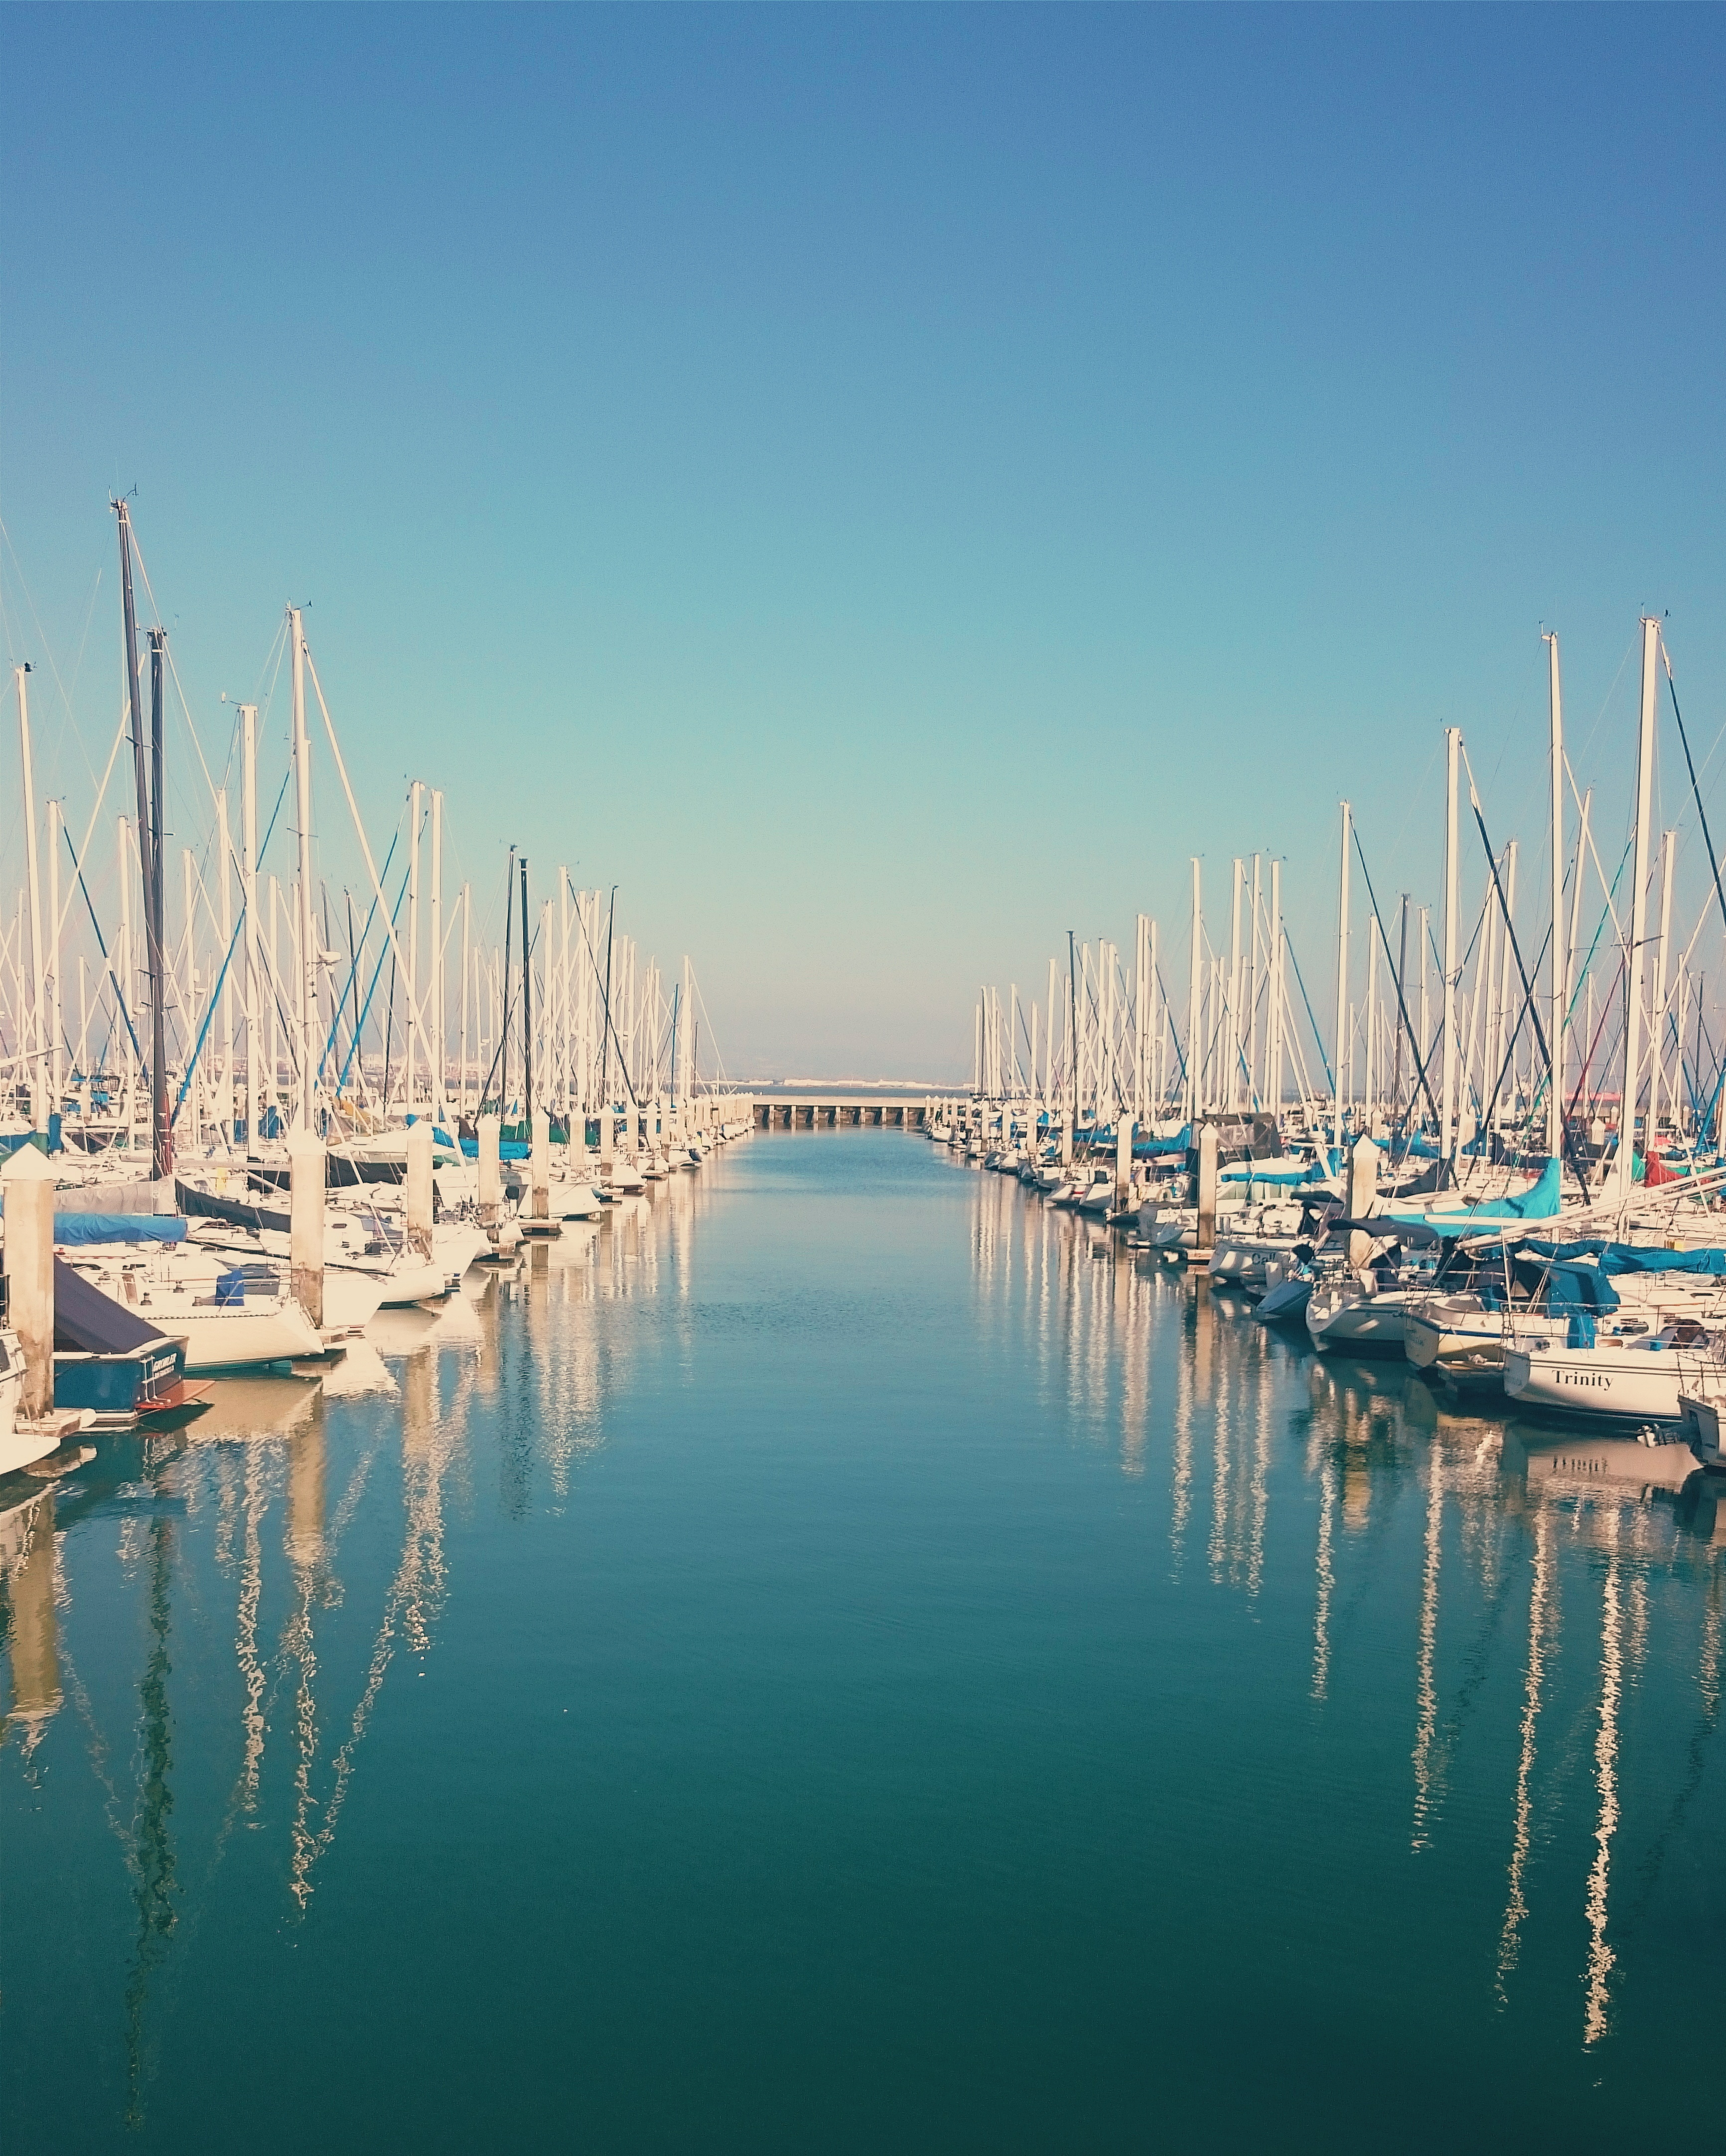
[3,4,1723,1081]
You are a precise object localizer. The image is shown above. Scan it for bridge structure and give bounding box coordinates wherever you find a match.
[753,1095,961,1130]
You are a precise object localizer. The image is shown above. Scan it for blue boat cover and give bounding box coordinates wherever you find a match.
[1512,1251,1621,1313]
[51,1213,187,1245]
[457,1138,532,1161]
[1133,1125,1192,1159]
[1599,1243,1726,1277]
[1388,1156,1561,1230]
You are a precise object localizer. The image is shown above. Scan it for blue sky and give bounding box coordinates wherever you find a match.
[3,4,1722,1079]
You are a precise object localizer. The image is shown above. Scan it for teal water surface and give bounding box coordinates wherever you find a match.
[2,1135,1721,2152]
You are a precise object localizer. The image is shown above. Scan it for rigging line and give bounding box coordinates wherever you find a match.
[325,825,405,1091]
[334,849,410,1097]
[161,639,223,820]
[1280,931,1334,1094]
[1151,962,1187,1092]
[1337,845,1449,1173]
[474,917,546,1112]
[1563,948,1626,1135]
[55,704,132,947]
[169,901,248,1128]
[1458,748,1591,1197]
[0,522,102,789]
[1661,639,1726,953]
[562,869,641,1106]
[60,822,143,1064]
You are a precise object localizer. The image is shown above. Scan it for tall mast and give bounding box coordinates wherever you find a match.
[1617,617,1661,1204]
[1440,734,1460,1168]
[15,666,46,1128]
[520,855,533,1120]
[1333,803,1351,1150]
[115,501,170,1176]
[1268,861,1283,1116]
[501,847,515,1117]
[241,706,259,1152]
[1545,634,1566,1157]
[47,797,62,1122]
[217,784,234,1141]
[1185,863,1201,1121]
[408,779,423,1113]
[289,608,315,1130]
[1228,858,1243,1110]
[147,629,172,1179]
[459,883,471,1115]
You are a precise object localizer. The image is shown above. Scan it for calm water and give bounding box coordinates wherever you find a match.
[3,1135,1721,2152]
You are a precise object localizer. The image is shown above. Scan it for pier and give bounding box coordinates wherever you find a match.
[754,1096,957,1130]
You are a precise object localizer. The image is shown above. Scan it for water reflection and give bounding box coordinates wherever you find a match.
[3,1142,1723,2138]
[963,1160,1726,2051]
[0,1157,728,2128]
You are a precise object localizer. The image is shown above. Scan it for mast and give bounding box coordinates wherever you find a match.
[459,883,471,1115]
[1545,634,1566,1157]
[1228,858,1243,1110]
[1248,856,1262,1107]
[1333,803,1351,1151]
[408,780,422,1113]
[147,629,172,1178]
[47,797,62,1123]
[15,666,46,1129]
[289,608,315,1131]
[520,854,533,1120]
[501,847,515,1118]
[1649,829,1676,1143]
[114,503,172,1177]
[1617,617,1661,1204]
[1440,734,1459,1168]
[218,785,234,1141]
[430,789,444,1116]
[1185,863,1201,1121]
[1268,861,1283,1116]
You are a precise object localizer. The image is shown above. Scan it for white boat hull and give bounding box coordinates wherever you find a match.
[1503,1342,1704,1422]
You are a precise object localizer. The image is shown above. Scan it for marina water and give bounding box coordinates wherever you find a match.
[3,1133,1720,2153]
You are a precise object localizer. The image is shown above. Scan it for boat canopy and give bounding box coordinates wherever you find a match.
[1510,1236,1726,1277]
[1220,1157,1328,1186]
[45,1212,188,1246]
[1133,1126,1192,1159]
[52,1256,170,1351]
[1600,1242,1726,1277]
[1388,1155,1561,1229]
[1510,1250,1622,1312]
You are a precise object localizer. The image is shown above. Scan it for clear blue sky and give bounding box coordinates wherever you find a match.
[3,4,1722,1080]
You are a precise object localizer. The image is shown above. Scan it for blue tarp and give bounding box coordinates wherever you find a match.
[457,1138,532,1161]
[49,1213,187,1246]
[1390,1156,1561,1229]
[1599,1243,1726,1277]
[1133,1125,1192,1159]
[1512,1251,1621,1313]
[1520,1237,1726,1278]
[1220,1162,1330,1186]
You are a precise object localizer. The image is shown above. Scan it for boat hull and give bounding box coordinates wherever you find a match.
[1503,1343,1703,1423]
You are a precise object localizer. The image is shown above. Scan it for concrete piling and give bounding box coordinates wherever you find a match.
[478,1113,502,1229]
[406,1119,434,1259]
[287,1127,326,1328]
[1,1142,56,1422]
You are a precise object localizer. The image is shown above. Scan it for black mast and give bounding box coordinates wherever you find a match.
[115,502,173,1179]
